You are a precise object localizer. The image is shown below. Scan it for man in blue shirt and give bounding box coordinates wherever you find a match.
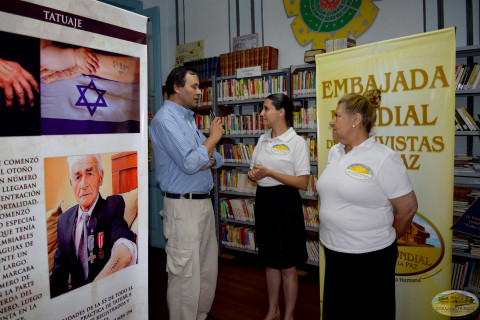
[149,66,223,320]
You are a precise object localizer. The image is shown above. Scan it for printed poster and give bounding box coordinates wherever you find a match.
[0,1,149,319]
[316,28,455,319]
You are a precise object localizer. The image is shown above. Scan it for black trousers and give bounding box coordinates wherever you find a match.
[323,240,398,320]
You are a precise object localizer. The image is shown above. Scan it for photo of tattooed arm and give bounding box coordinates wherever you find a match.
[40,44,139,84]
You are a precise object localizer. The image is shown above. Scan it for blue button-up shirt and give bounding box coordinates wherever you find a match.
[149,100,223,193]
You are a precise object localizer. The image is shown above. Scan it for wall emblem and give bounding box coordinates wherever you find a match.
[283,0,378,49]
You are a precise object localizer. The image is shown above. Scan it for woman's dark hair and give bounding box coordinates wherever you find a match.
[265,93,294,126]
[165,66,198,97]
[338,92,378,133]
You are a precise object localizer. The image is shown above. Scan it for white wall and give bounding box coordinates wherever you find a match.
[184,0,230,58]
[182,0,425,69]
[148,0,477,82]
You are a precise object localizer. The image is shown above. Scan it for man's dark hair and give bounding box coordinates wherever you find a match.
[165,66,198,97]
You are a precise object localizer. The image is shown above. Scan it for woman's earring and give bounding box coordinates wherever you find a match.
[352,125,356,128]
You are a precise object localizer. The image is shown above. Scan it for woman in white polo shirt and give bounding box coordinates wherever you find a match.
[248,93,310,320]
[316,91,418,320]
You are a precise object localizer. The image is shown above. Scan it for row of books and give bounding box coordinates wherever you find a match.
[183,56,220,80]
[220,198,255,222]
[455,106,480,131]
[453,235,471,253]
[219,197,319,229]
[220,113,265,135]
[303,204,319,228]
[221,221,320,264]
[454,200,469,214]
[219,143,255,164]
[293,107,317,130]
[220,46,278,77]
[198,86,213,107]
[299,175,318,197]
[325,37,356,52]
[452,259,480,293]
[216,76,288,102]
[220,139,316,164]
[299,135,317,162]
[306,239,320,263]
[194,114,213,134]
[219,169,257,194]
[455,63,480,90]
[162,85,212,107]
[453,233,480,255]
[219,169,318,197]
[292,70,316,94]
[454,155,480,173]
[221,223,257,252]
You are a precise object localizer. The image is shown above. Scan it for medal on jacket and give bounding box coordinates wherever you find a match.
[97,231,104,259]
[87,229,96,263]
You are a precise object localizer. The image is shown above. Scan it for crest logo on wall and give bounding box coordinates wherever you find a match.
[283,0,378,49]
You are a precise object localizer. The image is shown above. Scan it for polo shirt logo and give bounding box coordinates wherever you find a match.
[271,144,290,155]
[345,163,373,180]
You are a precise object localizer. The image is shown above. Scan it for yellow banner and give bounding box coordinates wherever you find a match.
[316,28,455,319]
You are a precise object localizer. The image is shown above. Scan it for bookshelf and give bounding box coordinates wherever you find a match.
[213,67,290,255]
[452,45,480,295]
[291,64,319,266]
[212,67,319,265]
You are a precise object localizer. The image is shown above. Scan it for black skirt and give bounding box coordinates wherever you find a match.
[254,184,307,269]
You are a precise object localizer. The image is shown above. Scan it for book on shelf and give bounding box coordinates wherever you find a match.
[292,69,316,94]
[220,142,255,164]
[465,63,480,90]
[299,175,318,197]
[306,238,319,263]
[326,37,356,53]
[455,108,469,131]
[219,169,257,193]
[453,200,469,214]
[293,105,317,130]
[299,135,317,162]
[220,198,255,222]
[220,113,264,135]
[455,64,465,89]
[456,63,480,90]
[219,46,278,77]
[196,85,213,107]
[221,223,257,252]
[194,114,213,133]
[304,49,325,63]
[461,106,480,130]
[455,107,479,131]
[303,204,319,228]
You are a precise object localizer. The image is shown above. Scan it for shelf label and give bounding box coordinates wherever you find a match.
[237,66,261,78]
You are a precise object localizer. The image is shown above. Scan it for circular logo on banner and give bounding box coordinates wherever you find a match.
[283,0,378,49]
[432,290,479,317]
[396,213,445,276]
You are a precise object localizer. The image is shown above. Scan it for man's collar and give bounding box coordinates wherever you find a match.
[165,100,194,118]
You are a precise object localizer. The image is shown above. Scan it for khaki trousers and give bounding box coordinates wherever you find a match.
[162,196,218,320]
